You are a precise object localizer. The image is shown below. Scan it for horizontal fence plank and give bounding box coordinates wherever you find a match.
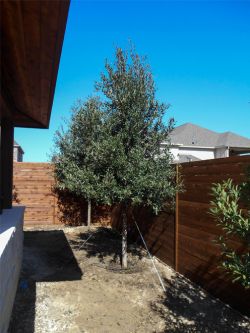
[13,163,56,225]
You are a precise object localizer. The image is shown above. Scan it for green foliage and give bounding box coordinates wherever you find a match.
[241,167,250,207]
[94,46,178,213]
[53,45,178,218]
[53,97,104,202]
[210,177,250,288]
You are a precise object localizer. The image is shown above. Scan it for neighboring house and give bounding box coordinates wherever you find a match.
[13,141,24,162]
[161,123,250,163]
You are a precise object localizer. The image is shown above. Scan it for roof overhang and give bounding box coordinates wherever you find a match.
[169,144,215,150]
[0,0,70,128]
[229,146,250,155]
[162,142,183,147]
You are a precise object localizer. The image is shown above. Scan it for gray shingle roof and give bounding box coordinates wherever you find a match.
[216,131,250,147]
[169,123,250,148]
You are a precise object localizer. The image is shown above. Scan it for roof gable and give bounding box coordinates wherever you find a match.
[216,131,250,148]
[170,123,250,148]
[170,123,219,147]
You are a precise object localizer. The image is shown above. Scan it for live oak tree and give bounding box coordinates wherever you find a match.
[53,97,103,228]
[53,46,179,267]
[95,46,178,268]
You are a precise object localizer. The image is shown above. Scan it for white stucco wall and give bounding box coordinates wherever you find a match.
[169,147,180,160]
[13,147,23,162]
[214,147,229,158]
[170,146,215,161]
[0,207,25,333]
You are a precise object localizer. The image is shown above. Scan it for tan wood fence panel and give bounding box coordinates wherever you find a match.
[13,162,109,226]
[13,162,58,225]
[178,156,250,315]
[110,156,250,315]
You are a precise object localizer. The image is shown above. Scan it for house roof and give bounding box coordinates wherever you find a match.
[169,123,250,148]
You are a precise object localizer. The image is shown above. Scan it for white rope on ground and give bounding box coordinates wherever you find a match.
[133,219,166,292]
[76,232,94,251]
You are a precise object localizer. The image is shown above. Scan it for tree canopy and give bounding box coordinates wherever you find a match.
[53,45,179,267]
[93,47,177,213]
[53,97,104,202]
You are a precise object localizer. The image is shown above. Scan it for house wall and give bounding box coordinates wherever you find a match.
[13,147,23,162]
[18,150,23,162]
[214,147,229,158]
[169,147,179,160]
[0,207,25,333]
[170,146,215,161]
[13,147,18,162]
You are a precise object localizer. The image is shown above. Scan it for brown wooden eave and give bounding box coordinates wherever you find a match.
[0,0,70,128]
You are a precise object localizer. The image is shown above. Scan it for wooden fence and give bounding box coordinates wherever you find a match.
[13,157,250,315]
[13,163,56,225]
[13,162,111,226]
[111,156,250,316]
[177,156,250,315]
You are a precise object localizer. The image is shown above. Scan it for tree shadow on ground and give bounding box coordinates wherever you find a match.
[111,204,176,268]
[8,230,83,333]
[151,274,250,333]
[69,227,144,270]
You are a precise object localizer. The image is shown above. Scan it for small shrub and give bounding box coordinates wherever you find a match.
[210,177,250,288]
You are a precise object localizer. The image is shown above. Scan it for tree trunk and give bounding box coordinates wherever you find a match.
[121,205,128,269]
[87,199,91,229]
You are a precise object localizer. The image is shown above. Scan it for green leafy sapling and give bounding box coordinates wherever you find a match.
[210,176,250,288]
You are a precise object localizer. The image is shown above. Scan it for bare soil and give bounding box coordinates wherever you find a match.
[8,226,250,333]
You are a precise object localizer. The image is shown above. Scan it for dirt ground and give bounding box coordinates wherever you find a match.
[8,226,250,333]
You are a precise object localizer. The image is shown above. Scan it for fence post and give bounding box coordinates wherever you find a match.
[175,164,179,271]
[53,192,56,224]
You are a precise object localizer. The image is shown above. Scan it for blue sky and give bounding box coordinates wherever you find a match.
[15,0,250,162]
